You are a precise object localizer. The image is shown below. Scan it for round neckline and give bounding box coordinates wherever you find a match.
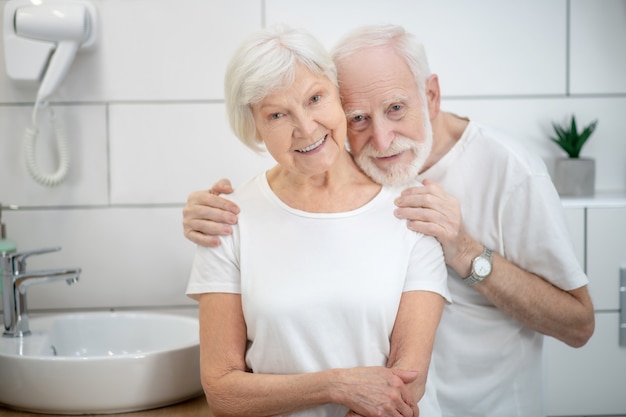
[257,172,389,218]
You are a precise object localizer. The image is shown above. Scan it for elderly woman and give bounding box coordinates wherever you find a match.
[186,25,449,417]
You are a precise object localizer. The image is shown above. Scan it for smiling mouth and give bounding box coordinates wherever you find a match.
[296,136,326,153]
[372,151,404,164]
[375,152,403,161]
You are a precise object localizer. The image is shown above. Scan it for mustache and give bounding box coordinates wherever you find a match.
[359,135,420,157]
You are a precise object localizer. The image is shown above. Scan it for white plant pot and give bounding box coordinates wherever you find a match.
[554,157,595,197]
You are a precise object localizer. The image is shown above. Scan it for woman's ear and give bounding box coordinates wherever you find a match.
[254,128,264,144]
[425,74,441,120]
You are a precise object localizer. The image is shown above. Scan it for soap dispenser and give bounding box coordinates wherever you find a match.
[0,204,18,295]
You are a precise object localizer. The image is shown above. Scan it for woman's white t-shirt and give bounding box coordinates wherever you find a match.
[187,173,450,417]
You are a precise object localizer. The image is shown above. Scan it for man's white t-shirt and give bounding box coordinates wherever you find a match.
[420,121,589,417]
[187,173,451,417]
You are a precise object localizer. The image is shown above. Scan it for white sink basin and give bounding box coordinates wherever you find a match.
[0,311,202,414]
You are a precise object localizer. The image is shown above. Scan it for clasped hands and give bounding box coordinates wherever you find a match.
[338,366,420,417]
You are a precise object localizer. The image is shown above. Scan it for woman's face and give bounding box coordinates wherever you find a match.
[251,64,347,177]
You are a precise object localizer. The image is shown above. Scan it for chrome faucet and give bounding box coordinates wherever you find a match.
[2,247,81,337]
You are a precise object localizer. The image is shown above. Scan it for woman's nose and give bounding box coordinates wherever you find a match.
[293,112,318,138]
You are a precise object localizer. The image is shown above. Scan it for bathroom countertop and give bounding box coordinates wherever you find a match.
[0,396,213,417]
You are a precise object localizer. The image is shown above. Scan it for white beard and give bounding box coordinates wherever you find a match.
[354,120,433,187]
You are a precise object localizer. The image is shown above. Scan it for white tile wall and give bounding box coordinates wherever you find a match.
[2,207,196,309]
[0,104,109,206]
[570,0,626,94]
[0,0,264,102]
[266,0,568,96]
[108,103,273,205]
[442,97,626,191]
[0,0,625,311]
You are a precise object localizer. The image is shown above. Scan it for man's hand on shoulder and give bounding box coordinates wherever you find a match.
[182,179,240,247]
[394,179,477,274]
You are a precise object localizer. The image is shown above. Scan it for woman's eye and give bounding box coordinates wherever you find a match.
[270,113,283,120]
[310,95,321,103]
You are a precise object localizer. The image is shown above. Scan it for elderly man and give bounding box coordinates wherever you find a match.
[182,24,594,417]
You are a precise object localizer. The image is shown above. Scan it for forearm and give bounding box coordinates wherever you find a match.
[200,292,338,417]
[387,291,445,405]
[203,368,338,417]
[394,180,594,347]
[199,294,417,417]
[450,242,594,347]
[474,253,594,346]
[204,365,418,417]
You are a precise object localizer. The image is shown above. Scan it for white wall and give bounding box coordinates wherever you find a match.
[1,0,625,312]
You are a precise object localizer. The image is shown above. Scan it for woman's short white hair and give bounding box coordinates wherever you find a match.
[225,24,338,153]
[331,24,431,94]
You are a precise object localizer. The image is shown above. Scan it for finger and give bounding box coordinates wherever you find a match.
[183,210,232,234]
[183,214,234,247]
[188,190,211,204]
[404,219,444,237]
[396,195,458,228]
[206,196,240,218]
[184,196,240,221]
[183,218,232,237]
[190,192,240,215]
[395,190,440,210]
[400,179,440,196]
[184,230,223,248]
[211,178,234,195]
[396,400,414,417]
[396,193,458,227]
[400,383,419,410]
[212,194,240,215]
[394,205,440,224]
[391,369,418,384]
[184,215,234,237]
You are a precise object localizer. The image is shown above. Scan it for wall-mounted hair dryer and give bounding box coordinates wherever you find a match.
[3,0,99,187]
[4,0,99,103]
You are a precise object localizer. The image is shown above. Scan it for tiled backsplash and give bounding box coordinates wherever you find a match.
[1,0,625,311]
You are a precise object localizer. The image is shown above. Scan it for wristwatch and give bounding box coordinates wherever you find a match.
[463,246,493,286]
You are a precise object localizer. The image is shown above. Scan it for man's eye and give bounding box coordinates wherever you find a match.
[310,95,321,103]
[352,115,365,122]
[390,104,402,112]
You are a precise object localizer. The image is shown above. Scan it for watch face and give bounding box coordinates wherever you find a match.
[474,257,492,277]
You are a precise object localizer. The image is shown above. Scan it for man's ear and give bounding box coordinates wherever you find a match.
[425,74,441,120]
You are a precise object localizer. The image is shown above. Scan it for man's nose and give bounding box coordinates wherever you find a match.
[370,118,394,152]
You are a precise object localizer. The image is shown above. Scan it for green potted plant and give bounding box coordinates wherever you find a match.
[550,115,598,197]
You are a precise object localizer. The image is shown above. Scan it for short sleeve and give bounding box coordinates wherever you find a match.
[185,227,241,300]
[404,234,451,303]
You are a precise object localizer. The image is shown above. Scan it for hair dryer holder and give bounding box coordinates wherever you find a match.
[3,0,99,187]
[3,0,98,99]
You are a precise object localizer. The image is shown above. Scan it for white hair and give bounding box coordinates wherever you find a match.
[225,24,337,152]
[331,24,432,93]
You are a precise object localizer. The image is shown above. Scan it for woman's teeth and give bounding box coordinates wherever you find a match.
[296,136,326,153]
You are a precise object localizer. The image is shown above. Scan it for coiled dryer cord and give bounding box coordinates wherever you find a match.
[23,103,70,187]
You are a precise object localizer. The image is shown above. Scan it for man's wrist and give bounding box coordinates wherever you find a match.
[463,246,494,286]
[453,241,484,278]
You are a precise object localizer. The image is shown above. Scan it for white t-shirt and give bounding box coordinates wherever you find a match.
[420,121,589,417]
[187,173,451,417]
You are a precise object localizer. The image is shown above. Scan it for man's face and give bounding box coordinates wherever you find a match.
[337,46,433,186]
